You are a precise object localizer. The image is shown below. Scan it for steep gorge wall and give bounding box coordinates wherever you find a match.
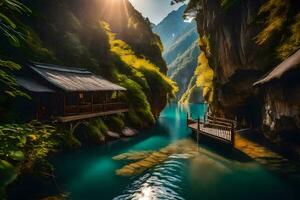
[189,0,300,140]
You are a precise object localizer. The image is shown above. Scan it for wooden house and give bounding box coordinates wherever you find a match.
[253,49,300,139]
[16,62,128,123]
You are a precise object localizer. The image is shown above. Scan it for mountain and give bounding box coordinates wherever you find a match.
[153,5,202,102]
[153,5,192,52]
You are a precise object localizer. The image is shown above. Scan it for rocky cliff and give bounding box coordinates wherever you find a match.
[179,0,300,141]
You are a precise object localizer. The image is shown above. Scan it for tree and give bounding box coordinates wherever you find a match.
[0,0,31,97]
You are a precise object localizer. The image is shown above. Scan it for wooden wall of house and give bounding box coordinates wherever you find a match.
[261,78,300,141]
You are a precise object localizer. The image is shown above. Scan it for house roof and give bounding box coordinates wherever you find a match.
[253,49,300,86]
[16,76,55,93]
[29,62,126,92]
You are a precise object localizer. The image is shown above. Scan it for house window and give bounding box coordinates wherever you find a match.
[79,93,84,99]
[79,92,91,105]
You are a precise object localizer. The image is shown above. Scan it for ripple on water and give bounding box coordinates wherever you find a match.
[113,156,186,200]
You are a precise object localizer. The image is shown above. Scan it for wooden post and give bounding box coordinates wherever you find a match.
[231,122,235,147]
[77,93,80,114]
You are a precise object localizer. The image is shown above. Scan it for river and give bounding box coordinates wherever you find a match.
[51,103,299,200]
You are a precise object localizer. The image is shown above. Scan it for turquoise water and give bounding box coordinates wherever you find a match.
[52,103,297,200]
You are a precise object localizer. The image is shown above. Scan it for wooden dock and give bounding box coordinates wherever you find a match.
[187,113,236,146]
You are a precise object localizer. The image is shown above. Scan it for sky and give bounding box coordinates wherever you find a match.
[128,0,185,25]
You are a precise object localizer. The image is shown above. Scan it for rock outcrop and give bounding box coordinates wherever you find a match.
[185,0,300,141]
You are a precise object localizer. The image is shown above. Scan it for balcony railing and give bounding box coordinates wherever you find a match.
[64,102,128,116]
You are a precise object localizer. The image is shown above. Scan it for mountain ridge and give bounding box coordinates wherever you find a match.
[153,4,203,103]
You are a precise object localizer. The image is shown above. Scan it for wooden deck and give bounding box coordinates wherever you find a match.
[55,109,129,123]
[187,114,236,146]
[54,102,128,123]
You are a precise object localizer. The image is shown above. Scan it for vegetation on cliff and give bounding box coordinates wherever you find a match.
[256,0,300,60]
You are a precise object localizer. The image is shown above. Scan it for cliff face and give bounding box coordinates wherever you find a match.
[189,0,300,141]
[195,0,268,119]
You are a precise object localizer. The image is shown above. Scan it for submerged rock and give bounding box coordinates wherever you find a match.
[107,131,121,139]
[122,127,138,137]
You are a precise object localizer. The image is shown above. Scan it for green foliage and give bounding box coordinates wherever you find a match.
[88,118,108,143]
[179,75,201,104]
[0,60,28,98]
[0,0,32,98]
[0,0,31,47]
[255,0,289,45]
[0,121,58,163]
[194,52,214,103]
[277,12,300,59]
[101,22,177,127]
[104,115,125,132]
[0,159,17,199]
[102,21,178,98]
[118,76,155,127]
[0,121,59,196]
[255,0,300,60]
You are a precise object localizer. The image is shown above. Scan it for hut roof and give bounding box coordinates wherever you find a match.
[16,76,55,93]
[253,49,300,86]
[29,63,126,92]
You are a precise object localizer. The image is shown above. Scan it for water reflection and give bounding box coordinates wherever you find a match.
[113,136,297,200]
[50,103,300,200]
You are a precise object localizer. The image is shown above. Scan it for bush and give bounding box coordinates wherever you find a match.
[0,121,59,197]
[104,115,125,132]
[87,118,108,143]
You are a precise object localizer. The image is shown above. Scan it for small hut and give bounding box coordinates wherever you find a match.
[16,62,128,122]
[253,49,300,139]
